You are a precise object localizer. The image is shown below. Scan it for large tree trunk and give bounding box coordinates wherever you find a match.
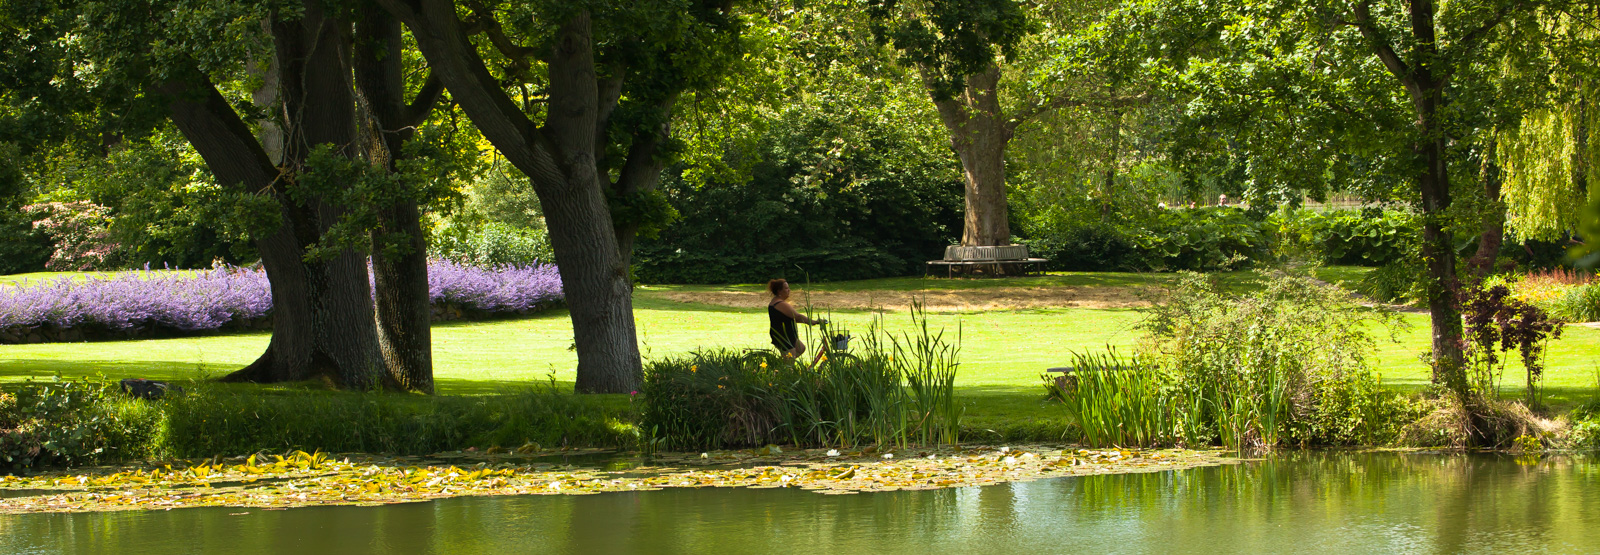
[156,76,318,384]
[355,9,438,393]
[384,1,644,393]
[1354,0,1465,392]
[929,65,1013,247]
[271,3,389,389]
[544,16,641,394]
[1416,95,1465,391]
[1467,139,1505,278]
[164,3,391,389]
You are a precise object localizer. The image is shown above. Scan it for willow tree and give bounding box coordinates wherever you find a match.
[1500,99,1600,242]
[1157,0,1576,396]
[376,0,745,392]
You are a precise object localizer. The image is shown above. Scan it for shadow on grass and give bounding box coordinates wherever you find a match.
[0,359,230,384]
[631,296,762,314]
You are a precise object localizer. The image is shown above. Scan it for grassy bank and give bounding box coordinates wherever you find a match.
[4,268,1599,462]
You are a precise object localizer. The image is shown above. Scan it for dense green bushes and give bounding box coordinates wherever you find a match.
[1281,208,1417,266]
[155,386,630,457]
[1023,207,1416,273]
[1025,207,1268,272]
[634,113,963,284]
[429,220,554,267]
[0,381,157,467]
[640,310,961,450]
[0,380,633,469]
[1046,273,1415,449]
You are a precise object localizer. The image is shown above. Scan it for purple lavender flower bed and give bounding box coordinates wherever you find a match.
[0,260,563,344]
[426,259,564,318]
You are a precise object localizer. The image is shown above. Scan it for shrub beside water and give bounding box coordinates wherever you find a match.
[155,385,630,457]
[640,307,961,450]
[0,380,633,469]
[0,381,159,468]
[1045,350,1174,447]
[1047,273,1413,449]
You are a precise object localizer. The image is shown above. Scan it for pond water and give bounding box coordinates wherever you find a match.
[2,452,1596,554]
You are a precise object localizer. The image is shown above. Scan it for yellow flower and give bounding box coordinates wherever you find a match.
[760,362,768,368]
[690,365,697,373]
[717,385,725,389]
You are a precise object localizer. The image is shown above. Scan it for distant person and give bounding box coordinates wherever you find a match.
[767,278,826,358]
[1218,193,1229,207]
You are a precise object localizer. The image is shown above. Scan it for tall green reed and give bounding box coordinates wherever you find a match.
[640,300,962,450]
[1048,349,1172,448]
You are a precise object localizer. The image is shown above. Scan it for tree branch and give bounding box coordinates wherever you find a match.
[402,72,445,129]
[155,71,281,192]
[1442,2,1514,73]
[1350,0,1420,95]
[376,0,564,183]
[1006,92,1149,132]
[613,95,678,197]
[594,66,625,167]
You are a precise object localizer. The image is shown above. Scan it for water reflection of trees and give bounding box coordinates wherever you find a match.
[1,454,1595,553]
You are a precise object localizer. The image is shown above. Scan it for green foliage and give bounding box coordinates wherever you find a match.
[1277,208,1419,267]
[2,380,635,466]
[154,386,632,457]
[293,137,470,262]
[0,380,156,468]
[608,189,679,241]
[1045,350,1173,448]
[865,0,1034,100]
[1145,272,1409,449]
[429,220,554,268]
[0,207,51,274]
[1043,286,1415,450]
[1500,105,1600,242]
[636,111,962,284]
[19,133,276,269]
[1546,282,1600,323]
[1569,400,1600,450]
[640,309,961,450]
[1359,258,1430,305]
[1024,207,1271,272]
[1298,368,1416,447]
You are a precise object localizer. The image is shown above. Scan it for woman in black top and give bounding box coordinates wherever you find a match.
[767,279,825,358]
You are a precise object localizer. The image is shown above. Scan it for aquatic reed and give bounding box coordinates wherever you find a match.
[639,303,962,450]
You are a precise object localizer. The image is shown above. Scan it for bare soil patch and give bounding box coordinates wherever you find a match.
[648,286,1156,312]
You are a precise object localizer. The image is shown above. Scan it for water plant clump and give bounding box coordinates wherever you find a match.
[1048,272,1414,450]
[639,303,962,450]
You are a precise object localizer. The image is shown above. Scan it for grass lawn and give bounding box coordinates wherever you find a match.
[3,266,1597,432]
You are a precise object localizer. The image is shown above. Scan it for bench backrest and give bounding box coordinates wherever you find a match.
[943,244,1029,261]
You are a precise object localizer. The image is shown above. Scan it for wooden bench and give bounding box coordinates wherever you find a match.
[924,245,1049,278]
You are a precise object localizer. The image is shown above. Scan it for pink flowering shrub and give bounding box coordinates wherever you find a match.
[23,201,118,271]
